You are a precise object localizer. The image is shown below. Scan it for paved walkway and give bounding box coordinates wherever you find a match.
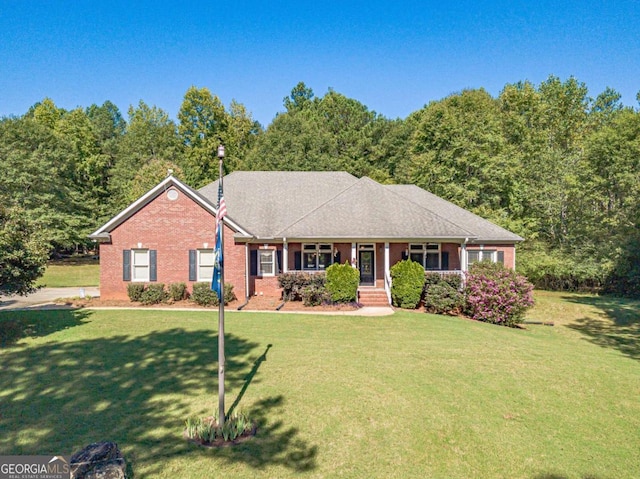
[0,288,395,316]
[0,287,100,311]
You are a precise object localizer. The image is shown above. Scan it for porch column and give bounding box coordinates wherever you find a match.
[283,240,288,273]
[351,242,356,264]
[461,241,468,273]
[384,242,390,276]
[384,242,390,298]
[245,243,250,299]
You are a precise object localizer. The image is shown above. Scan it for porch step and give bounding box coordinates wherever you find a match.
[358,288,390,307]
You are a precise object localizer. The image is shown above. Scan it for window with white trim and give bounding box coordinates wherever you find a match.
[258,249,276,276]
[302,243,333,271]
[132,249,150,282]
[409,243,441,270]
[467,249,497,266]
[198,249,214,281]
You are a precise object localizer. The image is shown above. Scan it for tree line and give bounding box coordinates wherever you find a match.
[1,77,639,296]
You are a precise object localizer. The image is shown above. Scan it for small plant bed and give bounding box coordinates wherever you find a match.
[184,411,256,447]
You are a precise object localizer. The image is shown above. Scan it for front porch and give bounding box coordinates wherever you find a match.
[250,241,471,304]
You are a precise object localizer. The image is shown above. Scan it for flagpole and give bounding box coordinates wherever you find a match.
[217,144,226,427]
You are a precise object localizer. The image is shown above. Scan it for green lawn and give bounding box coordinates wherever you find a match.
[0,292,638,478]
[36,258,100,287]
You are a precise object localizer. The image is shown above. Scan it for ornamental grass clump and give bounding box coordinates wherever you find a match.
[464,261,534,327]
[184,409,255,446]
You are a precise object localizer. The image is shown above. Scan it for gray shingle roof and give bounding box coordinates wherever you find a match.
[198,171,357,238]
[386,184,524,242]
[197,171,522,243]
[278,177,473,239]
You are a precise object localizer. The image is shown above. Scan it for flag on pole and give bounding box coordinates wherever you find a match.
[211,184,226,298]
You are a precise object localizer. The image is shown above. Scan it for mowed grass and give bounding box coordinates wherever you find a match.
[0,292,638,478]
[36,257,100,287]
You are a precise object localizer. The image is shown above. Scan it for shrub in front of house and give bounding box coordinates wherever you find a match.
[168,282,188,302]
[278,272,326,301]
[325,262,359,303]
[191,282,219,306]
[191,282,236,307]
[140,283,167,305]
[424,282,464,315]
[390,259,425,309]
[223,282,237,304]
[127,283,146,302]
[301,283,329,306]
[464,261,534,327]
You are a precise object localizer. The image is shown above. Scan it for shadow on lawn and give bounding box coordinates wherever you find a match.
[562,295,640,361]
[0,310,317,476]
[0,308,92,347]
[533,474,602,479]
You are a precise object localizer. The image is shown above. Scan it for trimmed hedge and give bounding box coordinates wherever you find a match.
[278,272,326,301]
[325,262,359,303]
[191,282,236,307]
[168,282,187,301]
[424,282,464,315]
[127,283,146,302]
[140,283,167,305]
[390,260,425,309]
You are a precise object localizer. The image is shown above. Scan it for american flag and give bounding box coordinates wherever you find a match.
[217,196,227,224]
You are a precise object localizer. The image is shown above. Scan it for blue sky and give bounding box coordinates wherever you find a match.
[1,1,639,126]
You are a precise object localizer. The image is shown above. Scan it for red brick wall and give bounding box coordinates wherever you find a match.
[99,187,247,300]
[249,244,282,298]
[464,244,516,270]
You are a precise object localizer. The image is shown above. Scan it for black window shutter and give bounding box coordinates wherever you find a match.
[335,251,341,265]
[294,251,301,270]
[441,252,449,270]
[189,250,197,281]
[276,250,282,274]
[250,250,258,276]
[123,250,131,281]
[150,250,157,281]
[497,251,505,265]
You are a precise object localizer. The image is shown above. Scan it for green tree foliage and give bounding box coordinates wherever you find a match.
[401,88,514,218]
[178,86,260,187]
[246,83,393,179]
[0,115,91,250]
[110,101,182,210]
[0,204,49,295]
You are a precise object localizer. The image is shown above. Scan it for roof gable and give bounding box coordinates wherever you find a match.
[89,176,249,240]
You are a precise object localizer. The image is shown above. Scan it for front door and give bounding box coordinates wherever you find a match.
[358,248,375,286]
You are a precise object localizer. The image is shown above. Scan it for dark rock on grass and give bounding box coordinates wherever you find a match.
[70,441,126,479]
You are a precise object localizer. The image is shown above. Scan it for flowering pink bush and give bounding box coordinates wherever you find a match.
[464,261,534,327]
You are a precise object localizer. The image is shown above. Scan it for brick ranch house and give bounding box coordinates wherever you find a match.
[90,171,523,305]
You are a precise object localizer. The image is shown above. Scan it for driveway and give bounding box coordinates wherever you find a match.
[0,287,100,311]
